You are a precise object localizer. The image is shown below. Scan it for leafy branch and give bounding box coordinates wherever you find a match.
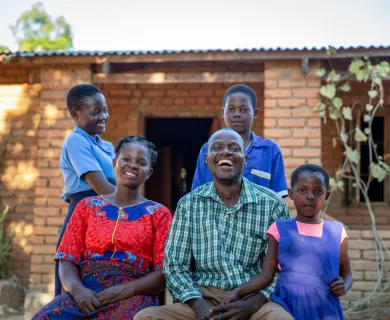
[315,56,390,319]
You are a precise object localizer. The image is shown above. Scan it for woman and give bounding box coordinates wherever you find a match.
[33,136,172,319]
[56,84,116,296]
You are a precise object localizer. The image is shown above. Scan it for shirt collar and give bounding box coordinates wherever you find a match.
[74,126,103,145]
[250,132,267,148]
[197,177,258,205]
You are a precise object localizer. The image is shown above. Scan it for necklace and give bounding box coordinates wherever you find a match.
[245,139,252,153]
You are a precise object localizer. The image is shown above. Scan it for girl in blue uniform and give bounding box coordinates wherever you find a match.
[218,164,353,320]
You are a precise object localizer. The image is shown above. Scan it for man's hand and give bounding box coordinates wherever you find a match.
[71,286,101,315]
[187,298,213,320]
[220,289,240,305]
[211,299,252,320]
[330,277,346,297]
[96,283,132,306]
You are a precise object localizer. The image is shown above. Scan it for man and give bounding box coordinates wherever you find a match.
[191,84,288,198]
[135,128,292,320]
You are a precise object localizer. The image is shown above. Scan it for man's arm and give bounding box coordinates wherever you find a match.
[270,144,288,198]
[259,198,290,299]
[162,199,203,303]
[191,145,207,191]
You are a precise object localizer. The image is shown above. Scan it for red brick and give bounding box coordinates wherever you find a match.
[278,119,306,128]
[292,88,319,99]
[263,129,292,138]
[277,138,306,147]
[167,90,188,97]
[265,89,291,99]
[34,226,60,236]
[293,128,321,138]
[292,148,321,158]
[307,138,321,147]
[46,217,65,226]
[33,245,57,254]
[291,109,316,118]
[264,109,291,118]
[264,119,277,127]
[33,207,61,216]
[264,80,277,89]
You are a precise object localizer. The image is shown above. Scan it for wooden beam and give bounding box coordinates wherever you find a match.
[93,72,264,84]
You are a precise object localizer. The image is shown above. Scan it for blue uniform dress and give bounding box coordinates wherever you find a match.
[55,126,116,296]
[191,132,288,197]
[272,219,344,320]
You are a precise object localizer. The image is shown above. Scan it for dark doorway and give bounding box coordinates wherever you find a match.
[145,117,214,211]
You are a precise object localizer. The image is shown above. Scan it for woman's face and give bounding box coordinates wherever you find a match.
[114,142,153,188]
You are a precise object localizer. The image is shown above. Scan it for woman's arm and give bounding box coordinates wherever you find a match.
[220,235,279,304]
[330,238,353,296]
[59,260,101,314]
[84,171,115,195]
[96,270,166,306]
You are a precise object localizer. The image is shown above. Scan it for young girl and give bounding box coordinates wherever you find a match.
[55,84,116,296]
[220,164,353,320]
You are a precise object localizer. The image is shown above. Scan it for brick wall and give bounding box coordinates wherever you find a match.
[263,60,321,211]
[322,80,390,229]
[99,82,264,144]
[0,62,42,288]
[27,64,92,293]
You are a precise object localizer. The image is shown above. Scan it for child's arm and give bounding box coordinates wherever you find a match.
[330,238,353,296]
[221,235,279,304]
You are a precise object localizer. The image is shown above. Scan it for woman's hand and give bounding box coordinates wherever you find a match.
[96,283,133,306]
[330,277,346,297]
[71,286,101,314]
[220,289,240,305]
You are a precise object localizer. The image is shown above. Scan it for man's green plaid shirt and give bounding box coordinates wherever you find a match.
[163,177,290,303]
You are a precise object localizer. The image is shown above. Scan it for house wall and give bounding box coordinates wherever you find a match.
[0,57,388,317]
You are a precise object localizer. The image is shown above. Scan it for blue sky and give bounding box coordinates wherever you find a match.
[1,0,390,51]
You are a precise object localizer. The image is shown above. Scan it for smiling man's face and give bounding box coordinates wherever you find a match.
[206,130,247,184]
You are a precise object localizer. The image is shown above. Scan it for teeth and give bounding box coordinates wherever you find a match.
[217,159,233,166]
[124,172,136,177]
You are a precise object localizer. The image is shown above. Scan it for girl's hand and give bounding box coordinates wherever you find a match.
[330,277,346,296]
[219,289,240,306]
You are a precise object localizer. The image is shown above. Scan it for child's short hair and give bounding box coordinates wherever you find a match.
[66,84,103,113]
[291,164,329,189]
[222,84,257,110]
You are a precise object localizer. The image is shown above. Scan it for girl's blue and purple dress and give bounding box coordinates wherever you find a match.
[272,219,344,320]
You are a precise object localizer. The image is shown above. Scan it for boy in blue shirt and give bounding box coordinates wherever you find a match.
[55,84,116,295]
[192,84,288,197]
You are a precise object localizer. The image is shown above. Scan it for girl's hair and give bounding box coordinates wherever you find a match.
[222,84,257,110]
[291,164,329,189]
[115,136,158,167]
[66,84,103,112]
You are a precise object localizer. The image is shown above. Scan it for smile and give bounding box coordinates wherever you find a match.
[216,159,234,167]
[124,172,137,177]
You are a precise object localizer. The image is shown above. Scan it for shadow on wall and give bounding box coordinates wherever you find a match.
[0,84,41,291]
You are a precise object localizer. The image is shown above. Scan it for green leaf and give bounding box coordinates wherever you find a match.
[356,69,365,81]
[320,84,336,99]
[346,147,360,164]
[340,132,348,143]
[326,46,337,56]
[369,163,389,182]
[329,108,340,120]
[316,68,326,77]
[332,97,343,108]
[337,181,344,191]
[365,104,374,112]
[327,70,341,82]
[374,76,382,85]
[319,110,326,119]
[379,61,390,77]
[364,127,371,135]
[329,178,337,190]
[368,90,378,98]
[348,59,364,74]
[354,126,368,142]
[314,101,326,112]
[342,107,352,120]
[339,83,351,92]
[363,114,371,122]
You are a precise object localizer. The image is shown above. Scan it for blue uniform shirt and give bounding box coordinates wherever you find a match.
[191,132,288,197]
[59,126,116,201]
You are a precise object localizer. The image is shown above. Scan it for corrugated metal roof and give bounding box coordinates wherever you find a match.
[2,45,390,57]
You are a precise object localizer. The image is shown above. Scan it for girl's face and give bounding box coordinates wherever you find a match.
[114,142,153,189]
[71,93,109,135]
[222,92,258,135]
[288,171,329,223]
